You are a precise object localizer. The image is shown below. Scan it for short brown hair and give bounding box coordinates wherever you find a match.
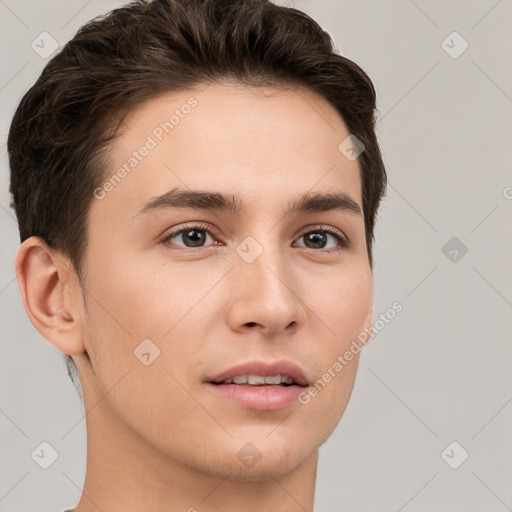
[8,0,387,393]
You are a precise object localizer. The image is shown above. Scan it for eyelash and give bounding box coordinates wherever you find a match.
[160,222,350,253]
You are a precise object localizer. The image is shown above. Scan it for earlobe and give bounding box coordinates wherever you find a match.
[15,237,85,356]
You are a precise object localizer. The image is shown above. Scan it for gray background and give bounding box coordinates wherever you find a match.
[1,0,511,511]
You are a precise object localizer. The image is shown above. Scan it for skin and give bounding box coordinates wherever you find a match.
[16,82,373,512]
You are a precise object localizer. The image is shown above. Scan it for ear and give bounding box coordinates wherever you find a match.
[15,236,86,356]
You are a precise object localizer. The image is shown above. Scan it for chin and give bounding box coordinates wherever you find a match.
[226,454,310,482]
[185,439,314,482]
[236,441,316,481]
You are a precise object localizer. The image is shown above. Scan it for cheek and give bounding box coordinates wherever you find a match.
[301,265,371,416]
[81,259,219,397]
[79,264,207,435]
[86,256,215,341]
[315,264,372,346]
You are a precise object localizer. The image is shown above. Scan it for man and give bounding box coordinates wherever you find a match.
[8,0,387,510]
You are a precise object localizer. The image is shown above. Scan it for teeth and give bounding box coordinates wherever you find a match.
[221,374,294,385]
[248,375,265,385]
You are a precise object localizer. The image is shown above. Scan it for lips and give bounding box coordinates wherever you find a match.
[205,360,310,410]
[207,359,309,387]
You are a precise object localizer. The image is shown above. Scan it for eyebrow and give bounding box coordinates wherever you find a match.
[133,187,362,219]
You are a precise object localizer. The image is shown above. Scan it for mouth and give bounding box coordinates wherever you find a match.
[205,360,309,411]
[210,374,307,387]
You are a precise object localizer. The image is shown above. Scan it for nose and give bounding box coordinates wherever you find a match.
[225,243,306,338]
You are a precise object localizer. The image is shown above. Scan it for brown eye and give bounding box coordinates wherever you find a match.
[295,227,349,252]
[161,223,217,249]
[302,232,330,249]
[174,228,210,247]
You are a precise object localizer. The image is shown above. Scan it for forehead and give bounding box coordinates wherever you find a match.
[93,82,362,220]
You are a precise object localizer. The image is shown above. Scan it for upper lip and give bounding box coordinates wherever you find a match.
[207,359,309,386]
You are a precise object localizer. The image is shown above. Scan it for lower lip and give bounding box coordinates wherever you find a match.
[205,383,304,411]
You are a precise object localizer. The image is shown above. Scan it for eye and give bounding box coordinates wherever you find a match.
[295,226,349,252]
[160,223,218,250]
[160,223,349,252]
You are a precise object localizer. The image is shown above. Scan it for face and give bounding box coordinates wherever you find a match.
[76,82,373,480]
